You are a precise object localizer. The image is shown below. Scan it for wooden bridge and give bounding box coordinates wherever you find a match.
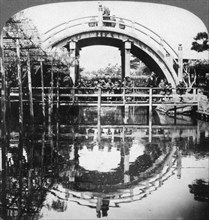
[9,86,199,117]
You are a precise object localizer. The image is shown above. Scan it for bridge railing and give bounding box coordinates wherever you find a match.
[43,15,178,59]
[10,86,199,106]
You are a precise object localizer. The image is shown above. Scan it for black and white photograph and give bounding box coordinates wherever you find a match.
[0,0,209,219]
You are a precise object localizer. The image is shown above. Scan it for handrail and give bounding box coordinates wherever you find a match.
[10,86,199,92]
[9,86,199,93]
[44,16,98,35]
[9,87,199,107]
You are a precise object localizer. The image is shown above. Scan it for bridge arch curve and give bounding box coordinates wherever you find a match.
[44,17,179,86]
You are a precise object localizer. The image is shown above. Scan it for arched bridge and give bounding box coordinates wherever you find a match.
[43,15,180,86]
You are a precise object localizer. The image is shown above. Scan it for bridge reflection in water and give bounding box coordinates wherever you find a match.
[0,106,209,220]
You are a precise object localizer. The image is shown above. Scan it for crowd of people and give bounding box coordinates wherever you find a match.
[74,76,133,95]
[60,72,181,102]
[146,72,173,95]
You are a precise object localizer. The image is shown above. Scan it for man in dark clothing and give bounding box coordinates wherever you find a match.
[146,72,157,87]
[63,74,74,87]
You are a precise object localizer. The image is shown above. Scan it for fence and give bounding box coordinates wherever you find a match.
[9,87,200,118]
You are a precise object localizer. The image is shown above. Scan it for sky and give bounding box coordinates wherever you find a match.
[21,1,208,71]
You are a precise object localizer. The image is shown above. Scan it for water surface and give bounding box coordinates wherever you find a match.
[0,106,209,219]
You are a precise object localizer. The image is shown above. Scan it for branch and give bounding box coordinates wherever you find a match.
[190,69,197,88]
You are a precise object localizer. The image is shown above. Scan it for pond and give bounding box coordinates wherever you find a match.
[0,106,209,220]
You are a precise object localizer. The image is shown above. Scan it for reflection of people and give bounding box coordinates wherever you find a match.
[96,197,102,218]
[101,199,110,217]
[96,197,110,218]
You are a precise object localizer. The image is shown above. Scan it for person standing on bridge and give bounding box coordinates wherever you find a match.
[176,81,186,102]
[146,72,157,87]
[62,72,74,101]
[103,6,111,26]
[63,74,74,87]
[158,79,166,95]
[122,76,133,101]
[112,80,122,101]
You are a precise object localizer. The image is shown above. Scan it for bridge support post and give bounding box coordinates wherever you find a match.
[68,41,77,85]
[120,49,125,79]
[75,47,80,82]
[121,127,130,183]
[125,41,131,78]
[121,41,131,79]
[178,44,183,82]
[124,153,130,183]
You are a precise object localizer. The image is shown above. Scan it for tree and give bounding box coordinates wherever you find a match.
[191,32,209,52]
[81,63,121,79]
[182,61,197,89]
[130,55,141,70]
[3,12,43,89]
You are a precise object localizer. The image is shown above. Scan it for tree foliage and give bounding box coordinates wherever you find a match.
[191,32,209,52]
[3,12,43,88]
[81,63,121,79]
[3,12,72,89]
[130,55,151,76]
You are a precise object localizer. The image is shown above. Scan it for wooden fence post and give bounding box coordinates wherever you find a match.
[149,88,152,118]
[48,59,54,121]
[123,87,126,105]
[97,87,101,144]
[98,87,101,115]
[56,71,59,114]
[16,35,24,217]
[148,88,152,142]
[41,123,46,175]
[1,31,7,140]
[0,29,7,218]
[26,50,34,120]
[16,38,23,129]
[40,60,45,117]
